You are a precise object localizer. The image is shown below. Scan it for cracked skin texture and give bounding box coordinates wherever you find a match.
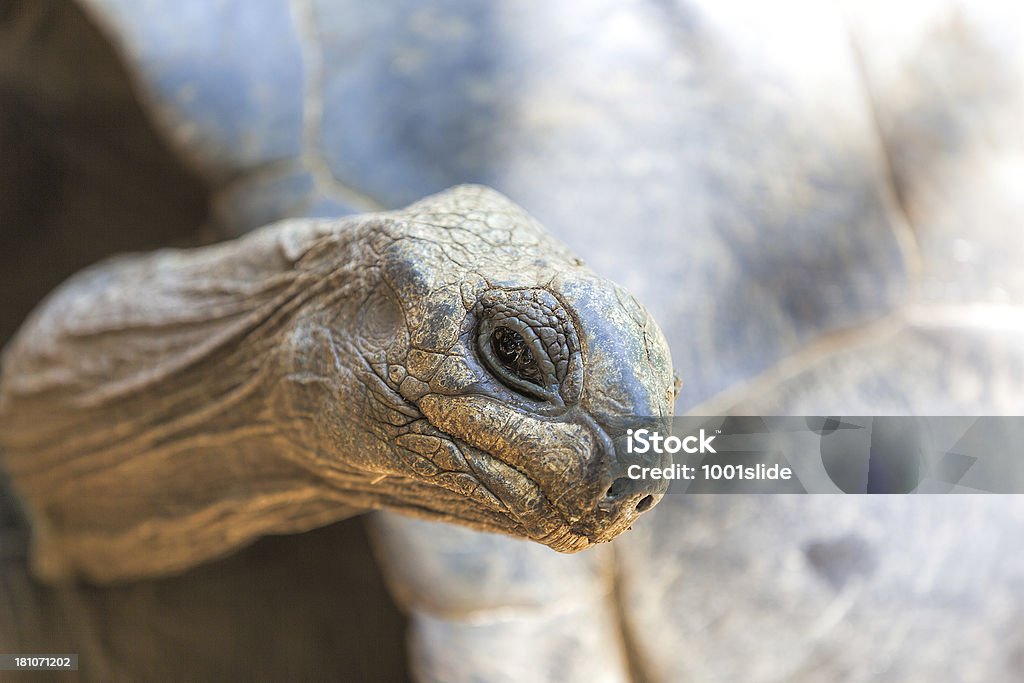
[0,185,675,583]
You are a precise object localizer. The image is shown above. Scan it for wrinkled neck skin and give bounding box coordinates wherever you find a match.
[0,186,676,583]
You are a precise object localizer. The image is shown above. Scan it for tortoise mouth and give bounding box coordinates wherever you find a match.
[453,438,606,552]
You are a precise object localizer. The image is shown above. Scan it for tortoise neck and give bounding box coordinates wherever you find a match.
[0,218,382,582]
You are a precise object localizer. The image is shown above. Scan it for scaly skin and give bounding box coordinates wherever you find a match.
[0,185,675,583]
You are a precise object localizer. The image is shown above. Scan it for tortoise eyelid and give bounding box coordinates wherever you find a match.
[477,318,561,403]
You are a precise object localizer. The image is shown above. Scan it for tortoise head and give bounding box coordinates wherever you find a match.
[297,185,678,551]
[0,184,675,582]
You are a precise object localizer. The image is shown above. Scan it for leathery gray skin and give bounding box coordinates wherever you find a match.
[0,185,675,583]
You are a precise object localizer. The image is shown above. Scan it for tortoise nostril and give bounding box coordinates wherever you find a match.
[601,479,659,515]
[605,477,631,500]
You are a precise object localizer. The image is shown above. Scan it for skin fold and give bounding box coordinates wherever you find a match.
[0,185,676,583]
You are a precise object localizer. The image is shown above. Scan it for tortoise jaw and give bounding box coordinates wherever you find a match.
[448,438,585,548]
[455,438,633,552]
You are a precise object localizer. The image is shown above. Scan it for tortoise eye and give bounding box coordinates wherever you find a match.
[490,327,544,388]
[474,288,583,405]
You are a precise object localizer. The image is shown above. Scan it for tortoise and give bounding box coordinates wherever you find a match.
[3,0,1024,681]
[0,183,676,583]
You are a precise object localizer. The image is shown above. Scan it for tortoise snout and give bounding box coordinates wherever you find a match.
[599,474,663,516]
[594,430,671,518]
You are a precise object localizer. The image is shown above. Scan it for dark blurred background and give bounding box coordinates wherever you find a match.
[0,2,409,679]
[0,0,206,344]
